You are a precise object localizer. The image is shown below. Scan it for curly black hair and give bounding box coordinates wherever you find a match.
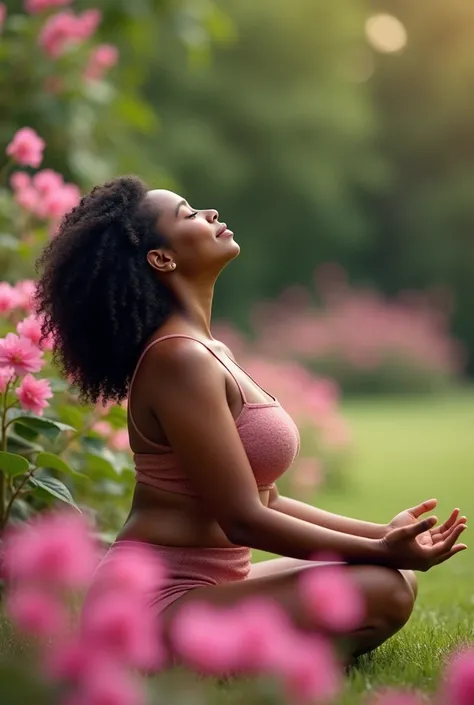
[35,176,179,404]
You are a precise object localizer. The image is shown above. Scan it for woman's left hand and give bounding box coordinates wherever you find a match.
[387,499,467,548]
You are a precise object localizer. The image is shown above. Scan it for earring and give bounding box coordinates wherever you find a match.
[171,263,176,269]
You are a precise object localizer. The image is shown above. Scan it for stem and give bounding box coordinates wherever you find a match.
[0,157,14,184]
[2,467,36,530]
[0,381,11,527]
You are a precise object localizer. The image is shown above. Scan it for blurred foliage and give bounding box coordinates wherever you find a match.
[2,0,474,371]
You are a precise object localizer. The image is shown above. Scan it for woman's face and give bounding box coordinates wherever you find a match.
[145,189,240,277]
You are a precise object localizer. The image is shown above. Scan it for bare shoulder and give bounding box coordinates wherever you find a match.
[139,336,226,400]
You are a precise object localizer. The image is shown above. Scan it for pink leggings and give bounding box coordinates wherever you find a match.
[87,540,252,617]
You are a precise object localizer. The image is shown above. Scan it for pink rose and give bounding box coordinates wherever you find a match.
[16,373,53,414]
[6,127,45,168]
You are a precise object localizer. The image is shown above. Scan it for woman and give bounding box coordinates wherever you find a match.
[35,176,467,661]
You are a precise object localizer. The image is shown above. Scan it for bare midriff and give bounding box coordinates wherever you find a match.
[115,482,271,548]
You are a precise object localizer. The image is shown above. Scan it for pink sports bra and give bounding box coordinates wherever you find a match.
[128,335,300,496]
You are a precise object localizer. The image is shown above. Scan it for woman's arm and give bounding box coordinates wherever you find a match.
[145,338,465,570]
[268,487,386,539]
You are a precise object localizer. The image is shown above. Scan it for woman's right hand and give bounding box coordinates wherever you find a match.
[379,516,467,571]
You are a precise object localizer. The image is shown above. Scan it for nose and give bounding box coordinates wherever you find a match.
[205,209,219,222]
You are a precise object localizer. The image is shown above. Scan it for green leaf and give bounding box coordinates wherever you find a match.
[57,405,85,429]
[84,450,119,480]
[8,410,75,442]
[29,476,81,512]
[0,233,20,251]
[0,451,29,478]
[35,451,88,479]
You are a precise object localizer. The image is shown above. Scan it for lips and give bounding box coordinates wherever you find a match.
[216,223,231,238]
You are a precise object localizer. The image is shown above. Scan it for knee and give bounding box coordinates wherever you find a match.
[383,569,416,632]
[400,569,418,600]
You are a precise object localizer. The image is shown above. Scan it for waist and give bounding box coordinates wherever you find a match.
[118,482,271,548]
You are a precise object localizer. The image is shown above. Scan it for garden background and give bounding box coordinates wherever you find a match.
[0,1,473,704]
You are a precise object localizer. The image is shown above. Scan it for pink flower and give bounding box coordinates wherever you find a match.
[0,3,6,32]
[275,632,341,703]
[81,591,163,670]
[93,420,112,437]
[39,9,101,58]
[17,314,53,350]
[441,648,474,705]
[299,564,365,632]
[35,182,81,221]
[0,333,44,375]
[25,0,72,13]
[15,185,39,212]
[14,280,37,312]
[0,282,20,314]
[367,690,426,705]
[0,366,15,393]
[10,171,31,191]
[6,127,45,168]
[33,168,63,194]
[84,44,119,82]
[171,601,246,675]
[6,585,66,637]
[64,663,146,705]
[110,428,130,452]
[16,373,53,414]
[93,542,166,597]
[3,511,99,588]
[44,636,97,683]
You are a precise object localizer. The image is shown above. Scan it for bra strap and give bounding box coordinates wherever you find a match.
[128,334,248,448]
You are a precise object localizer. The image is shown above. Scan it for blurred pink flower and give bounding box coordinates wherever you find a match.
[6,585,66,637]
[10,171,31,191]
[367,690,426,705]
[64,663,146,705]
[15,185,40,212]
[0,4,6,32]
[0,366,15,393]
[3,511,98,588]
[0,282,20,314]
[39,9,101,58]
[81,591,163,671]
[17,314,54,350]
[25,0,72,13]
[16,373,53,414]
[299,564,365,632]
[6,127,45,168]
[171,601,247,675]
[14,280,37,312]
[0,333,44,375]
[441,648,474,705]
[92,420,113,437]
[94,542,166,597]
[33,168,63,194]
[290,458,323,494]
[44,636,98,683]
[275,632,341,703]
[110,428,130,452]
[84,44,119,82]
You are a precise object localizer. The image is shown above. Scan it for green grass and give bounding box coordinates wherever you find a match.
[1,390,473,702]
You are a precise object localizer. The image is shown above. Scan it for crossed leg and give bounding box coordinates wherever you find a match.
[162,556,417,662]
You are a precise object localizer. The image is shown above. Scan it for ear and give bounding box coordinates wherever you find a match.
[147,249,176,273]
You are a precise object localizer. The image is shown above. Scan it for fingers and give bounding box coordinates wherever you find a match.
[434,543,468,566]
[431,523,467,557]
[409,499,438,518]
[431,508,460,535]
[432,517,467,543]
[395,516,438,539]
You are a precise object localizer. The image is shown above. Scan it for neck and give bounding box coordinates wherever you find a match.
[173,275,216,339]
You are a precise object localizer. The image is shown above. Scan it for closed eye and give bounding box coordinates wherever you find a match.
[186,211,198,219]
